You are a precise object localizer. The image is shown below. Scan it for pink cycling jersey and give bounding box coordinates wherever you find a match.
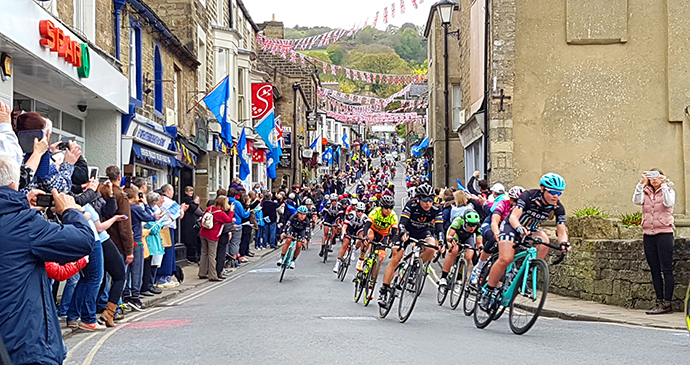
[492,199,513,221]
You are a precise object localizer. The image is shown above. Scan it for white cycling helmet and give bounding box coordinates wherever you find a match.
[508,186,525,200]
[490,183,506,194]
[356,202,367,211]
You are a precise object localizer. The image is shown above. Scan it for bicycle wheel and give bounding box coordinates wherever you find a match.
[449,258,468,310]
[398,258,424,323]
[338,251,351,282]
[380,275,399,318]
[493,306,507,320]
[508,258,550,335]
[353,271,364,303]
[279,247,292,283]
[363,259,377,306]
[473,261,498,328]
[462,282,476,316]
[437,262,450,306]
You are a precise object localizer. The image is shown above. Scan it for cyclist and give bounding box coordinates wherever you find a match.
[320,194,340,257]
[439,210,483,287]
[470,186,525,282]
[277,206,312,269]
[304,198,318,226]
[359,195,399,273]
[479,173,570,310]
[378,183,444,308]
[333,202,368,274]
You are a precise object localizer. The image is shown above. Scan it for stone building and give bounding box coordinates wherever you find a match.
[256,19,319,188]
[424,1,466,188]
[427,0,690,216]
[146,0,266,201]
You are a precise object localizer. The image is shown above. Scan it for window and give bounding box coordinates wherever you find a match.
[38,0,58,15]
[198,32,207,93]
[215,0,224,26]
[464,139,483,185]
[229,0,234,28]
[73,0,95,41]
[129,19,142,104]
[216,48,227,82]
[237,68,245,124]
[16,94,85,150]
[452,84,463,130]
[154,43,164,114]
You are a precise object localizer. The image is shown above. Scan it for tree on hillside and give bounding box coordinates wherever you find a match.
[326,44,349,65]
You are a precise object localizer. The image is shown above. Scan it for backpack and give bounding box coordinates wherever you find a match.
[201,208,217,230]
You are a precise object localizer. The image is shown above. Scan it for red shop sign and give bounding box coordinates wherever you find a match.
[39,20,90,76]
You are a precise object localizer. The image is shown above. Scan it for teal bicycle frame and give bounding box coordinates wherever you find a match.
[499,246,538,307]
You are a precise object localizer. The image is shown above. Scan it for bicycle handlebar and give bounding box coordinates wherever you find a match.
[517,235,568,265]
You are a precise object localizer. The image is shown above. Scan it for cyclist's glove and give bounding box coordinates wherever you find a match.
[560,242,572,252]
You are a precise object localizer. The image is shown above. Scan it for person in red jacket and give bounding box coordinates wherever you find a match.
[199,196,235,281]
[45,257,89,282]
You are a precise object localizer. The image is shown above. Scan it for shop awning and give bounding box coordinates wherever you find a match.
[132,143,179,167]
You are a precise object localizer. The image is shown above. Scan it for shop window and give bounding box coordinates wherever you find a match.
[154,43,164,114]
[15,93,85,151]
[61,112,83,137]
[129,18,143,105]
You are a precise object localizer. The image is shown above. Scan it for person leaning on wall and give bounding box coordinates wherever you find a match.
[632,168,676,315]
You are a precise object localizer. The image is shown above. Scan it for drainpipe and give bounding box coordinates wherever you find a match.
[292,82,300,187]
[113,0,126,61]
[483,0,491,178]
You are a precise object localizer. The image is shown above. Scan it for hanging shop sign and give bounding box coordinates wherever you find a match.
[134,125,170,149]
[38,20,90,78]
[213,135,231,156]
[175,141,198,167]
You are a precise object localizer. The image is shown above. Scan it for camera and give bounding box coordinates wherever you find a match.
[36,194,55,207]
[78,104,87,112]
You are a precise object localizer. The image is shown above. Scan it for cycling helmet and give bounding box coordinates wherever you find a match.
[297,205,309,214]
[415,183,435,199]
[329,194,338,201]
[288,193,296,200]
[304,198,313,205]
[338,195,343,200]
[351,198,359,205]
[540,172,566,191]
[356,202,367,211]
[508,186,526,200]
[490,183,506,194]
[463,210,481,225]
[380,195,395,209]
[369,197,376,203]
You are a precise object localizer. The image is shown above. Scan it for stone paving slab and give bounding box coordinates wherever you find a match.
[542,293,687,330]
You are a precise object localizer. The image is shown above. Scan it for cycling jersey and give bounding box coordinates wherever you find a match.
[448,217,482,247]
[491,199,513,222]
[366,207,399,236]
[399,199,444,240]
[509,189,566,230]
[322,202,340,218]
[285,214,311,239]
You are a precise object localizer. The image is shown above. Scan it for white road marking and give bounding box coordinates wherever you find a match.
[319,316,379,321]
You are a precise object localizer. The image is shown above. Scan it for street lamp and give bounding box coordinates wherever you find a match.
[436,0,458,188]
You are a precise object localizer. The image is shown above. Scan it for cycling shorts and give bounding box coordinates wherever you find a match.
[480,224,498,254]
[286,227,309,241]
[394,228,435,250]
[498,221,540,243]
[346,226,363,237]
[366,229,387,245]
[323,214,337,226]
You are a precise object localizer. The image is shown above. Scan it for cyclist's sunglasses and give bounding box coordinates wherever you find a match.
[547,190,563,196]
[465,223,479,228]
[419,197,434,202]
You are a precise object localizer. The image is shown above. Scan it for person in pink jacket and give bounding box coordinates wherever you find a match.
[199,196,235,282]
[632,168,676,314]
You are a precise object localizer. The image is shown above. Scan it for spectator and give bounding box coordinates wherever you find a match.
[102,166,134,266]
[157,184,188,287]
[15,111,82,193]
[181,186,203,263]
[633,168,676,315]
[0,155,95,365]
[210,189,233,276]
[261,193,280,249]
[240,191,260,258]
[124,185,158,311]
[254,195,266,250]
[199,196,235,281]
[227,187,249,264]
[142,192,165,297]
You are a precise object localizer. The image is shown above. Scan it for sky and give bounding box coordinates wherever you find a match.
[243,0,435,31]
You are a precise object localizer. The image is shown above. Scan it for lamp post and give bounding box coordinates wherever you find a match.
[436,0,457,188]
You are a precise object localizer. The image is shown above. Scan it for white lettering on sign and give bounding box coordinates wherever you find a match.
[136,127,168,148]
[140,148,170,164]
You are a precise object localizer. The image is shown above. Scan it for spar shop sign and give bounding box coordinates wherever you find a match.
[38,20,90,78]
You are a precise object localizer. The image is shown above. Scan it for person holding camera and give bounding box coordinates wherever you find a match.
[0,155,96,365]
[633,168,676,314]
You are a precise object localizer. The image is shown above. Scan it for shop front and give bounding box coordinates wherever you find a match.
[0,0,128,171]
[175,136,202,196]
[202,134,232,202]
[122,115,178,190]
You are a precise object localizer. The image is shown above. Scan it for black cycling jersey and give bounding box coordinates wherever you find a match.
[398,198,445,241]
[285,214,311,233]
[322,202,340,218]
[508,189,566,231]
[344,212,367,231]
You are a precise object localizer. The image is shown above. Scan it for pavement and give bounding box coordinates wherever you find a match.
[60,160,690,364]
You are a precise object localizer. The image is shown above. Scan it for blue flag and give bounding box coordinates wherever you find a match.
[362,144,370,157]
[456,178,469,193]
[237,127,250,180]
[323,147,333,165]
[255,110,282,179]
[310,136,318,149]
[412,136,429,157]
[335,145,341,164]
[203,76,232,145]
[342,133,349,149]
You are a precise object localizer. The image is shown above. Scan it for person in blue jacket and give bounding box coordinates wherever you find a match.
[0,155,96,365]
[227,187,250,263]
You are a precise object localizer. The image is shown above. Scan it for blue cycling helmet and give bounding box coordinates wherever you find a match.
[297,205,309,214]
[540,173,566,191]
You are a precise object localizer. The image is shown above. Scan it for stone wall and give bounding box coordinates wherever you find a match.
[548,216,690,311]
[549,237,690,311]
